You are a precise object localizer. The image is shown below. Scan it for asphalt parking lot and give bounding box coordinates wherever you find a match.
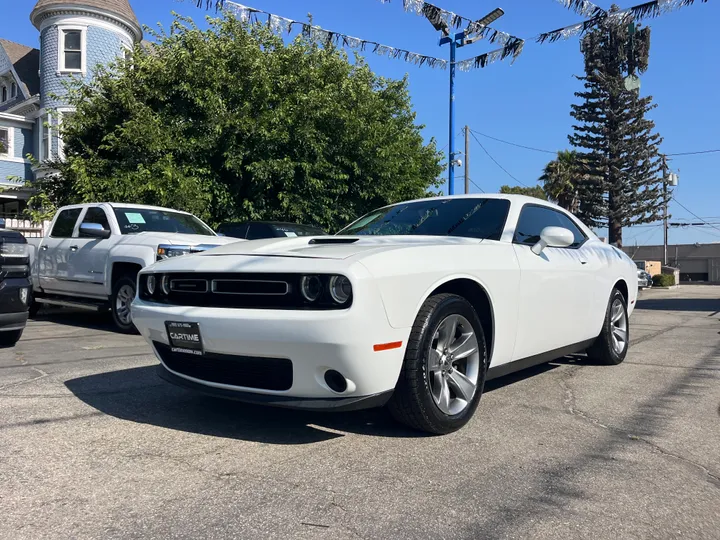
[1,286,719,540]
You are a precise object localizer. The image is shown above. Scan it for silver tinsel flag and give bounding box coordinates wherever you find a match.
[456,38,525,72]
[223,1,448,70]
[554,0,607,18]
[377,0,520,47]
[537,0,708,43]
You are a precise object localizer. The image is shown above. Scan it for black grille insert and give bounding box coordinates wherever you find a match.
[154,341,292,391]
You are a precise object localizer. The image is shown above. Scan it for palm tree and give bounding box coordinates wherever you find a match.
[539,150,588,214]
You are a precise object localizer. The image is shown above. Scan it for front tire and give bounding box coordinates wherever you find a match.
[388,293,488,435]
[0,330,23,347]
[111,275,138,334]
[587,288,629,365]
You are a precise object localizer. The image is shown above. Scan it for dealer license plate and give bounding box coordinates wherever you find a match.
[165,321,204,356]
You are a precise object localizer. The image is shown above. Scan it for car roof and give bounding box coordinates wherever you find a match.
[58,203,193,215]
[221,221,324,228]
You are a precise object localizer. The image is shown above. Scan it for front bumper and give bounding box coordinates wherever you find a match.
[157,363,393,411]
[0,278,30,331]
[131,297,410,407]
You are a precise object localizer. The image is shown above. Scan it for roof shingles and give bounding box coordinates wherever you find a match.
[0,39,40,97]
[31,0,141,39]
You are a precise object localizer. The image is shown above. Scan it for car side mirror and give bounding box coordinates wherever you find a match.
[531,226,574,255]
[79,222,111,239]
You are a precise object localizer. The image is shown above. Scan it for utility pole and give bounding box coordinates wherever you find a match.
[464,126,470,194]
[662,154,668,267]
[661,156,679,267]
[433,8,504,196]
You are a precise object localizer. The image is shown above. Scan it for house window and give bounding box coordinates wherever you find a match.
[11,83,17,98]
[1,86,6,102]
[58,110,75,159]
[40,114,51,161]
[59,27,86,73]
[0,128,9,156]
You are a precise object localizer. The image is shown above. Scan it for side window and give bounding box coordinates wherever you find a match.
[246,224,271,240]
[219,224,248,239]
[80,207,110,236]
[513,205,586,248]
[50,208,82,238]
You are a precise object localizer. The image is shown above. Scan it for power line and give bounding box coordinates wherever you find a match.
[672,197,720,235]
[469,129,556,155]
[667,149,720,157]
[468,131,530,187]
[454,175,485,193]
[468,128,720,159]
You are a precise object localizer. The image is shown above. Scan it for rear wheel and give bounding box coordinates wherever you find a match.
[587,288,629,365]
[388,293,488,435]
[111,275,138,334]
[0,330,23,347]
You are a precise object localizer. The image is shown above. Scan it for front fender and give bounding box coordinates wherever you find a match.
[106,245,156,295]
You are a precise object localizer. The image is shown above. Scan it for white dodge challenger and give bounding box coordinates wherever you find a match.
[131,194,637,434]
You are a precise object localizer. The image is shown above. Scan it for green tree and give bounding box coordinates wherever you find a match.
[42,14,443,230]
[568,5,665,247]
[499,185,547,200]
[538,150,594,215]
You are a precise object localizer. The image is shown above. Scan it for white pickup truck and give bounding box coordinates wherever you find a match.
[27,203,239,332]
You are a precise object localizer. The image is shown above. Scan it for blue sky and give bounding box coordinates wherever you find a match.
[5,0,719,245]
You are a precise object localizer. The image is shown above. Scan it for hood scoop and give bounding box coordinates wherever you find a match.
[308,237,359,245]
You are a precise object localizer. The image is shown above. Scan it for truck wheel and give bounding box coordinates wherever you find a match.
[28,301,41,318]
[0,330,23,347]
[111,275,138,334]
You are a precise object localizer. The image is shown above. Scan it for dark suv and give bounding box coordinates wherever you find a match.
[0,220,31,347]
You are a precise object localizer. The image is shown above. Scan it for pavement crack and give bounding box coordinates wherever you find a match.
[558,366,720,488]
[0,367,49,391]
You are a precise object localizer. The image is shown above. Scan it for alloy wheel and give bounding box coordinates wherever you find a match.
[427,314,481,416]
[610,299,628,355]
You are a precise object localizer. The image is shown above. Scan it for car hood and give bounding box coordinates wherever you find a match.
[196,235,481,260]
[115,232,242,247]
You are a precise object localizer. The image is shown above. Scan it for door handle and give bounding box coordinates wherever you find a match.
[580,261,587,265]
[41,245,48,251]
[70,245,78,252]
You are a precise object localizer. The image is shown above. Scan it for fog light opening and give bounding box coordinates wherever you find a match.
[324,370,348,393]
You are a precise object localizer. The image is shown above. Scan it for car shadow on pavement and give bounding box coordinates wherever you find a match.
[64,361,565,444]
[636,297,720,312]
[29,308,119,333]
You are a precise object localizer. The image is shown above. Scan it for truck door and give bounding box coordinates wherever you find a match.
[68,206,114,299]
[38,208,82,294]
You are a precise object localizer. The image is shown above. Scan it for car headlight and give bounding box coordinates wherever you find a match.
[328,275,352,304]
[147,275,156,295]
[300,275,322,302]
[157,245,193,260]
[161,275,171,295]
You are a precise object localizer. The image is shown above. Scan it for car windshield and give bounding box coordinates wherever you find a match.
[337,198,510,240]
[113,208,215,236]
[271,223,326,237]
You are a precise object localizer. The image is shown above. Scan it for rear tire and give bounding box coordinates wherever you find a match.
[388,293,488,435]
[111,275,138,334]
[587,288,629,365]
[0,330,23,347]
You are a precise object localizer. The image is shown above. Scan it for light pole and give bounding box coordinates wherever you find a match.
[432,8,504,196]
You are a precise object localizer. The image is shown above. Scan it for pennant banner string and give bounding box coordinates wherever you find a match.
[375,0,522,47]
[536,0,708,43]
[216,1,523,72]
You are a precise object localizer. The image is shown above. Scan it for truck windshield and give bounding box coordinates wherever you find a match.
[113,208,215,236]
[337,198,510,240]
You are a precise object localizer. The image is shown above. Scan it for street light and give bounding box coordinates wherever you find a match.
[434,8,504,196]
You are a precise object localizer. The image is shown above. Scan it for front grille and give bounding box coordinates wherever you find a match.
[154,341,293,391]
[140,272,352,310]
